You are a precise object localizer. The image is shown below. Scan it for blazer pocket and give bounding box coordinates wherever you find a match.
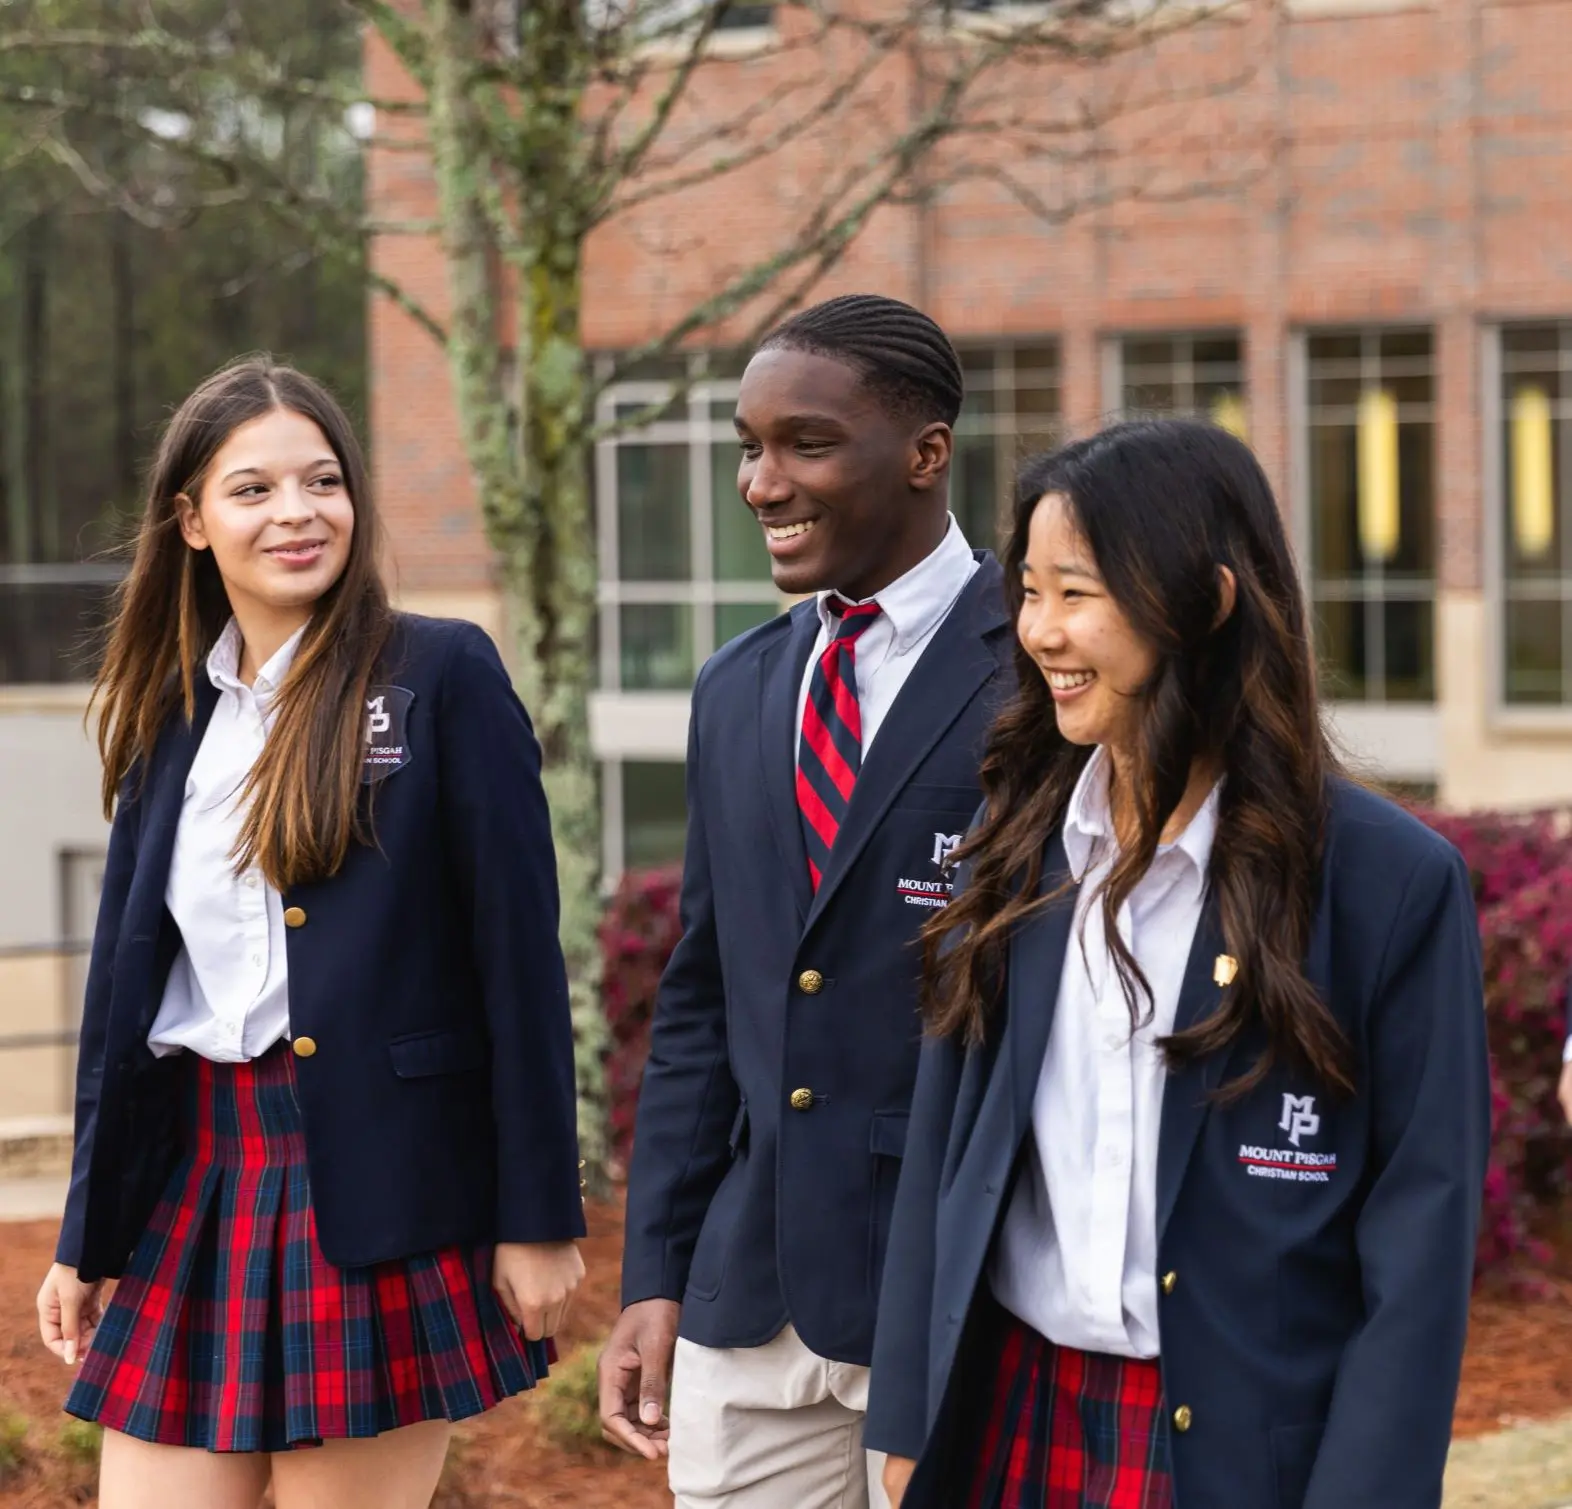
[388,1028,487,1079]
[868,1110,910,1294]
[870,1110,910,1159]
[1269,1421,1326,1509]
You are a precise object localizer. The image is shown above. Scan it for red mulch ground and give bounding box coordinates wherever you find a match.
[1,1194,1569,1505]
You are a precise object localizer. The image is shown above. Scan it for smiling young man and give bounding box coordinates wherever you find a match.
[597,295,1015,1508]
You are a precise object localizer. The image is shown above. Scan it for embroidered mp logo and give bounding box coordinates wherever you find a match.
[931,831,962,869]
[1279,1093,1320,1147]
[362,685,415,784]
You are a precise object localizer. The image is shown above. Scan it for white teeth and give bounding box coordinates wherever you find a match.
[765,520,817,540]
[1048,670,1095,690]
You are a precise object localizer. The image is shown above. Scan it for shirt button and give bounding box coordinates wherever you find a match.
[1107,1147,1125,1167]
[251,954,262,966]
[245,875,259,890]
[1104,1032,1123,1052]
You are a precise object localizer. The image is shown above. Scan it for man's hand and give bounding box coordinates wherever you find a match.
[883,1453,917,1507]
[491,1241,584,1341]
[37,1263,103,1366]
[598,1297,680,1460]
[1559,1060,1572,1126]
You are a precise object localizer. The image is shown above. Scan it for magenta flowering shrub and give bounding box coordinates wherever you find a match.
[599,865,684,1169]
[1423,808,1572,1280]
[601,806,1572,1278]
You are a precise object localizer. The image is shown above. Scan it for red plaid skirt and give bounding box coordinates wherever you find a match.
[964,1303,1173,1509]
[65,1043,550,1452]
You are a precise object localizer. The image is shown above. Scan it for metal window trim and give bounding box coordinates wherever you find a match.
[1481,322,1510,718]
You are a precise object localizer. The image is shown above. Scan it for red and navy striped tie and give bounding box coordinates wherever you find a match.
[797,600,882,891]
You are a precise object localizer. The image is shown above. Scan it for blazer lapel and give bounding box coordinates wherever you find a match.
[758,605,821,927]
[804,558,1008,932]
[122,678,221,946]
[1155,889,1229,1243]
[1006,832,1078,1142]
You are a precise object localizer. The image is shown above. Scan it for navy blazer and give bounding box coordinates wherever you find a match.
[621,555,1014,1365]
[866,779,1490,1509]
[58,614,585,1282]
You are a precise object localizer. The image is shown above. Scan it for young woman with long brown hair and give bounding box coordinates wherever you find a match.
[34,357,586,1509]
[864,419,1490,1509]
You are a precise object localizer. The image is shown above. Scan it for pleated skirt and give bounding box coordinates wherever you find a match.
[964,1301,1173,1509]
[65,1042,550,1452]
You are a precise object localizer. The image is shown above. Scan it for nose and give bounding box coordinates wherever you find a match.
[1018,596,1067,659]
[743,448,792,511]
[272,479,318,524]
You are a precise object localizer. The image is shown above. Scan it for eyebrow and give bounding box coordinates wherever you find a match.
[220,457,339,483]
[1020,559,1103,579]
[734,411,849,435]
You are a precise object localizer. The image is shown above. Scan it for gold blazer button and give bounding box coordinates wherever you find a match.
[789,1087,815,1111]
[1173,1404,1193,1433]
[797,970,824,995]
[284,907,308,928]
[1161,1271,1178,1295]
[292,1036,318,1059]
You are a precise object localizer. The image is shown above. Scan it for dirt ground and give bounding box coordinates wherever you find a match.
[1,1196,1570,1506]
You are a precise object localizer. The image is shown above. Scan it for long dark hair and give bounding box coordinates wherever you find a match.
[925,419,1354,1099]
[94,355,393,889]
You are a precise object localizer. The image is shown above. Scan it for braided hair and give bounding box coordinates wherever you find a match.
[758,294,965,428]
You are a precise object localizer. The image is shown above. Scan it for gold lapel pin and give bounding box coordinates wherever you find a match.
[1213,954,1239,988]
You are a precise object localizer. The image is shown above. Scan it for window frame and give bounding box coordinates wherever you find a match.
[1100,328,1248,427]
[1293,323,1439,707]
[593,359,785,696]
[1482,321,1572,728]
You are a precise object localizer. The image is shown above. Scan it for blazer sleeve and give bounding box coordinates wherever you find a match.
[619,662,741,1307]
[864,1025,965,1461]
[1304,844,1490,1509]
[437,623,585,1244]
[55,777,142,1269]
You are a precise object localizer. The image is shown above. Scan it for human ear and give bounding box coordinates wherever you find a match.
[1213,564,1238,629]
[174,492,210,552]
[911,422,953,491]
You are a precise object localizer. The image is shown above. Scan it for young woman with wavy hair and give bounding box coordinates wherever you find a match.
[35,357,585,1509]
[865,420,1489,1509]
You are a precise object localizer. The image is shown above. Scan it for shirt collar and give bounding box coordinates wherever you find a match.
[207,618,308,702]
[1062,745,1222,885]
[814,514,975,653]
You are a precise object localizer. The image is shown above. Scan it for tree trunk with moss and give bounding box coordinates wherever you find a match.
[425,0,609,1180]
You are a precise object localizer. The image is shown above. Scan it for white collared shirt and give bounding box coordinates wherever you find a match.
[794,515,979,755]
[990,746,1221,1359]
[146,619,306,1063]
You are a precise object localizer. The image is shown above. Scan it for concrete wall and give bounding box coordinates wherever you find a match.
[0,689,102,1118]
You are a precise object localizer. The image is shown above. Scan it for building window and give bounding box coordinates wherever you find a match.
[620,760,687,871]
[1498,323,1572,706]
[1304,329,1436,703]
[596,340,1060,686]
[952,342,1061,554]
[595,354,784,693]
[1116,332,1248,438]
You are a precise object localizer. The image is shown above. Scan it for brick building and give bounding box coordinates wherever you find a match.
[2,1,1568,1107]
[367,0,1572,878]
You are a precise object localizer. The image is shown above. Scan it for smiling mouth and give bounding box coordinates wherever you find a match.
[266,540,326,560]
[1046,669,1096,692]
[764,519,818,542]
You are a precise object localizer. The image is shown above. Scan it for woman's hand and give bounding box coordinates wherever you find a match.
[492,1241,585,1341]
[883,1453,917,1508]
[37,1263,103,1365]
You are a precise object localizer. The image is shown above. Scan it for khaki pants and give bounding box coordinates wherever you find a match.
[668,1325,891,1509]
